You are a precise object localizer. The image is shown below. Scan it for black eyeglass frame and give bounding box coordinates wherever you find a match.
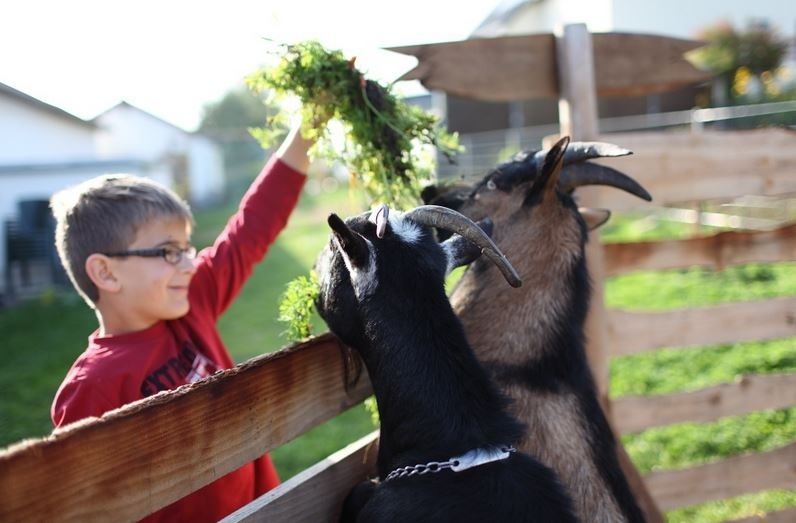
[102,245,197,265]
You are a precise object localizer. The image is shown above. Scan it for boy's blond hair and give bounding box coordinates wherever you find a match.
[50,175,193,306]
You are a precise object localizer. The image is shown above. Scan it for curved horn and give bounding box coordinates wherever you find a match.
[558,163,652,201]
[404,205,522,288]
[532,141,632,166]
[368,204,389,238]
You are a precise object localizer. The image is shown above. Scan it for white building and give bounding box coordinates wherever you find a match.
[472,0,796,40]
[0,83,225,299]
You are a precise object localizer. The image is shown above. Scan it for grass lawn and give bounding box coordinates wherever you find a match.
[0,186,793,520]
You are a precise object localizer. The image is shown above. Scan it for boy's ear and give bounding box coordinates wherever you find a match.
[85,254,122,293]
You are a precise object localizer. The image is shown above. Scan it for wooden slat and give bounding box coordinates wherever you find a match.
[726,506,796,523]
[387,33,708,101]
[645,442,796,510]
[222,431,379,523]
[0,334,372,522]
[607,296,796,356]
[613,372,796,433]
[604,224,796,277]
[595,129,796,211]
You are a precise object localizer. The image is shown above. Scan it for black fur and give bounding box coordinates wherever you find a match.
[315,211,577,523]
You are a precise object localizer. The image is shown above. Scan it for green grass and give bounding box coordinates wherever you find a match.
[0,294,95,444]
[667,490,796,523]
[0,196,794,520]
[603,216,796,520]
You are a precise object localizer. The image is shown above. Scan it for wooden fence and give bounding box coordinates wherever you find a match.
[0,126,793,522]
[2,25,796,522]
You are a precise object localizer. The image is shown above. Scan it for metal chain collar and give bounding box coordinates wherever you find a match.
[384,445,516,482]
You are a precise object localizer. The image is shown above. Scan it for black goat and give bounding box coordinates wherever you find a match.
[314,205,577,522]
[423,137,651,522]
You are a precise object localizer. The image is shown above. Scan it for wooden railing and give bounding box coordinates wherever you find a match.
[0,335,373,522]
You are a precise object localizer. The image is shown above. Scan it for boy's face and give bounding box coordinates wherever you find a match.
[111,217,196,326]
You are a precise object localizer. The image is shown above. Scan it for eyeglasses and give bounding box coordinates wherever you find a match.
[103,245,197,265]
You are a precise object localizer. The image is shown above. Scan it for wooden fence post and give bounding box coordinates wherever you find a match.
[555,23,665,523]
[555,23,605,389]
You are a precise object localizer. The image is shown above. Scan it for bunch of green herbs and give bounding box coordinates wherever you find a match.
[277,272,320,341]
[246,40,460,209]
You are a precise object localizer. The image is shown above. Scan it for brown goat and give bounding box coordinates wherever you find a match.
[423,136,651,523]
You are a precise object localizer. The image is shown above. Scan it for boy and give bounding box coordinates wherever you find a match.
[49,121,318,522]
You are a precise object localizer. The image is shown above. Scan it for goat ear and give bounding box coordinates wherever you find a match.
[579,207,611,230]
[328,214,370,268]
[441,218,493,273]
[524,136,570,206]
[420,185,438,204]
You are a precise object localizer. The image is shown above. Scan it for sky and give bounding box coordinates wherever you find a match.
[0,0,498,131]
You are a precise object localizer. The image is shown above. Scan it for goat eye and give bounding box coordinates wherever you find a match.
[486,180,497,191]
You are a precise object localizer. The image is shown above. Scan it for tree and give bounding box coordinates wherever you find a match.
[198,87,281,191]
[691,20,788,104]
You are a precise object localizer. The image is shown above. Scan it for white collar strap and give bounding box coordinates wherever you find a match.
[384,445,516,482]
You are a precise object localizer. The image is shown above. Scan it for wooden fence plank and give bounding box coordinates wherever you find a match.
[607,296,796,356]
[595,129,796,210]
[604,224,796,277]
[0,334,372,522]
[613,372,796,433]
[726,506,796,523]
[222,431,379,523]
[645,442,796,511]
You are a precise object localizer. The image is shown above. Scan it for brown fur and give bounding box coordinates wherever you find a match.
[452,186,582,366]
[448,179,631,522]
[506,386,625,523]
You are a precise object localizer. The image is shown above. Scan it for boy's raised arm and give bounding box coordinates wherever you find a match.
[190,122,318,318]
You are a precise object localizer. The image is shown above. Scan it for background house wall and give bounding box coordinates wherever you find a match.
[474,0,796,39]
[0,87,225,300]
[95,103,224,205]
[0,91,95,165]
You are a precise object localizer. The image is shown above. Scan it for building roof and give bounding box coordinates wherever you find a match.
[93,101,217,141]
[92,101,187,132]
[0,158,149,175]
[470,0,544,38]
[0,81,96,129]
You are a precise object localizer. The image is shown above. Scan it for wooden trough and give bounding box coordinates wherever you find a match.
[1,25,795,522]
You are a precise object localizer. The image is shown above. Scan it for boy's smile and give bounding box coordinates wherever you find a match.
[105,217,197,333]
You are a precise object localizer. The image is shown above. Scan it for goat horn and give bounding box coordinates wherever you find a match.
[369,204,389,238]
[532,141,632,166]
[404,205,522,288]
[558,163,652,201]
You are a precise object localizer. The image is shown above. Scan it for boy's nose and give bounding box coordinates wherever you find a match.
[180,255,198,273]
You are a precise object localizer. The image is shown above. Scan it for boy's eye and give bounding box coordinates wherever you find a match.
[162,245,197,264]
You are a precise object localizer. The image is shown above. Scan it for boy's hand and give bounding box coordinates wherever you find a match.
[275,115,319,174]
[308,91,334,129]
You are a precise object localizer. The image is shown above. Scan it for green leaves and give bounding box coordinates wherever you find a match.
[247,40,461,208]
[277,272,320,340]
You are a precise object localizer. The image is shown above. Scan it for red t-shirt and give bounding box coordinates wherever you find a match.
[51,156,306,522]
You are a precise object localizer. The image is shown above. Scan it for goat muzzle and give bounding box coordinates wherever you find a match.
[404,205,522,288]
